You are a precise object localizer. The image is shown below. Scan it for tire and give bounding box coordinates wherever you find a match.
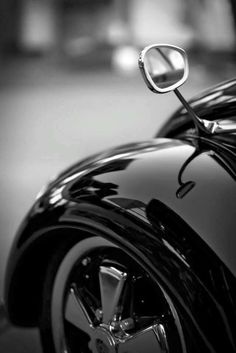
[39,236,185,353]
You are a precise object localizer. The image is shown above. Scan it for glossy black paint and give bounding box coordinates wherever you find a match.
[4,132,236,352]
[60,137,236,276]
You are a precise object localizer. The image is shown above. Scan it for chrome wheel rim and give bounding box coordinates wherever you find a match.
[51,237,185,353]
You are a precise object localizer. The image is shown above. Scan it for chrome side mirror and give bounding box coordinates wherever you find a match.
[139,43,205,134]
[139,43,236,135]
[138,44,189,93]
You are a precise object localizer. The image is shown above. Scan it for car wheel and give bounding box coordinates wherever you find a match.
[40,236,185,353]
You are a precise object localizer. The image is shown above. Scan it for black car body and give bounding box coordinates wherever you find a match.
[4,46,236,353]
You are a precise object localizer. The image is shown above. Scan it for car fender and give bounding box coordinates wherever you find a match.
[4,137,236,351]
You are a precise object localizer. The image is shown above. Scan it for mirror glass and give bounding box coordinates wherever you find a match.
[143,46,186,91]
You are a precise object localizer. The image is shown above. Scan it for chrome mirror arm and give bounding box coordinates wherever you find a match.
[175,89,236,135]
[174,89,210,134]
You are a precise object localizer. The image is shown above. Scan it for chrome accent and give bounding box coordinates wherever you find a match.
[118,324,167,353]
[99,266,127,324]
[154,324,169,353]
[64,285,93,335]
[200,118,236,134]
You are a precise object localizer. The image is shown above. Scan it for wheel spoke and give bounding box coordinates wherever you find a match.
[64,285,93,335]
[99,265,127,324]
[118,324,167,353]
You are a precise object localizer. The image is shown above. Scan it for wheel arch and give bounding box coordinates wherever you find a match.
[4,208,236,351]
[4,210,189,328]
[5,226,89,327]
[5,218,155,328]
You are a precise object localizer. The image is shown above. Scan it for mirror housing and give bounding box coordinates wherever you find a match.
[138,44,189,94]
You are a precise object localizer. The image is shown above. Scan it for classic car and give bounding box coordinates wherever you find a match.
[4,44,236,353]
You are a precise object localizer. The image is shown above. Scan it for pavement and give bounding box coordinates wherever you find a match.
[0,304,42,353]
[0,49,235,352]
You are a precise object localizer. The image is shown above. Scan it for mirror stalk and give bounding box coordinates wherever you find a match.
[174,89,209,134]
[175,89,236,134]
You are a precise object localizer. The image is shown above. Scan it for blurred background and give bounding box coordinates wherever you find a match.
[0,1,236,351]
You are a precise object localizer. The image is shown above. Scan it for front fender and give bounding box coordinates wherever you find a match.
[4,137,236,351]
[57,137,235,277]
